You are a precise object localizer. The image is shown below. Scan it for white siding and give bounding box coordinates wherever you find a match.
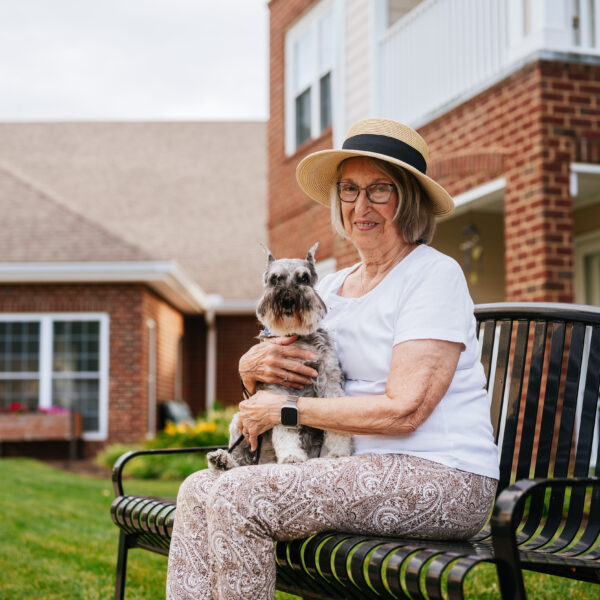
[344,0,372,132]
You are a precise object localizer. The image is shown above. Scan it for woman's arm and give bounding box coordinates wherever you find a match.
[239,336,319,394]
[238,338,462,451]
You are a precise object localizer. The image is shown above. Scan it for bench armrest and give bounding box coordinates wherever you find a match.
[491,476,600,600]
[112,445,227,496]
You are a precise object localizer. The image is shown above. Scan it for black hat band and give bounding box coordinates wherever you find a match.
[342,133,427,174]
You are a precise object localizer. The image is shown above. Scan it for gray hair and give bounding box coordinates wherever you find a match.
[330,157,436,244]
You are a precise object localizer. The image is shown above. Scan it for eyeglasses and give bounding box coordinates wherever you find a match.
[336,181,396,204]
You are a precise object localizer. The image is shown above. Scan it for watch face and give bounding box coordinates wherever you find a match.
[281,404,298,427]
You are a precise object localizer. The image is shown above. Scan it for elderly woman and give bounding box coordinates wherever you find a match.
[166,119,499,600]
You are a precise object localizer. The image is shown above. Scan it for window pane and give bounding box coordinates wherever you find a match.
[0,321,40,373]
[295,88,311,147]
[53,320,100,372]
[320,72,332,131]
[0,380,39,411]
[52,378,99,432]
[318,11,333,72]
[293,30,313,93]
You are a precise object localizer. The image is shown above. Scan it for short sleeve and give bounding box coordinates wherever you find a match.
[393,258,473,347]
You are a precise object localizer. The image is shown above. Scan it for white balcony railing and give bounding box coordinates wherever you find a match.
[377,0,600,126]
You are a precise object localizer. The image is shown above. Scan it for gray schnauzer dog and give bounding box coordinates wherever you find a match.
[207,243,352,470]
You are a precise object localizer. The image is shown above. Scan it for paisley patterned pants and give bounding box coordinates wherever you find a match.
[166,453,497,600]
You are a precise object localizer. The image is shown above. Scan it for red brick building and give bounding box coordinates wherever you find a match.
[268,0,600,306]
[0,122,266,454]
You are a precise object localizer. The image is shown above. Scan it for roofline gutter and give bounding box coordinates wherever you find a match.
[206,294,258,315]
[0,260,212,314]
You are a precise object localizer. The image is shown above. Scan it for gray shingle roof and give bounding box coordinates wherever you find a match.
[0,121,267,300]
[0,161,151,262]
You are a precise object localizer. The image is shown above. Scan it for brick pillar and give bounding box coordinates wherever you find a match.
[504,163,574,302]
[504,66,575,303]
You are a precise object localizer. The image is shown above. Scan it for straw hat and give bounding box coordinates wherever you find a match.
[295,118,454,216]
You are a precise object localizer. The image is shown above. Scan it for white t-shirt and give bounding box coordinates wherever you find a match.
[317,244,499,480]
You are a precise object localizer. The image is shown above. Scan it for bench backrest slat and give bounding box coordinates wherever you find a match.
[553,321,585,478]
[576,325,600,478]
[496,319,529,492]
[489,319,512,442]
[535,320,566,479]
[515,320,547,482]
[479,319,496,393]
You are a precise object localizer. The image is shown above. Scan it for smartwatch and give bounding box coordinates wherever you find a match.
[281,396,299,427]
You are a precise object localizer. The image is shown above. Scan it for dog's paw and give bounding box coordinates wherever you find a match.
[278,451,308,464]
[323,432,353,458]
[207,449,237,471]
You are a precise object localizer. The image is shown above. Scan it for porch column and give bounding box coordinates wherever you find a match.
[503,92,575,303]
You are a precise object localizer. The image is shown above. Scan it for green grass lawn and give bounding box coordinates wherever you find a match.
[0,458,598,599]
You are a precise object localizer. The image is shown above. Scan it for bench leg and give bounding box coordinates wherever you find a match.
[495,555,527,600]
[115,531,130,600]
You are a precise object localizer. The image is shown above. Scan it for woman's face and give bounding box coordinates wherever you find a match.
[338,157,403,251]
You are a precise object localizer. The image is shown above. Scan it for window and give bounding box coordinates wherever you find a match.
[285,1,336,154]
[0,314,109,440]
[575,231,600,305]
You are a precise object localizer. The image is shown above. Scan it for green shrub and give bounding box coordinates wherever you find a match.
[96,405,236,480]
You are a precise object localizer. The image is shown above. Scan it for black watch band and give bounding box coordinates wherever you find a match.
[280,396,299,427]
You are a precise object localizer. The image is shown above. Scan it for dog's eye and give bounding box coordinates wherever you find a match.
[297,273,310,285]
[269,274,279,285]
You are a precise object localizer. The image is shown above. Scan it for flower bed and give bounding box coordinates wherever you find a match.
[97,405,235,479]
[0,405,82,442]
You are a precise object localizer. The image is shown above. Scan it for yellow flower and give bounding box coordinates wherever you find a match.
[164,422,177,436]
[194,421,218,433]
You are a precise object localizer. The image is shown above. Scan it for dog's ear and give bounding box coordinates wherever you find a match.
[306,242,319,264]
[260,243,275,265]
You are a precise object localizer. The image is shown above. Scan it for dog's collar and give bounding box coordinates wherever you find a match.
[262,332,300,339]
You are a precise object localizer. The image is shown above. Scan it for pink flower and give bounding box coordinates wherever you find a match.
[38,406,71,415]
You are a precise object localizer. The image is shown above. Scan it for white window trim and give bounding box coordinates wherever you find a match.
[285,0,341,155]
[0,312,110,441]
[574,229,600,305]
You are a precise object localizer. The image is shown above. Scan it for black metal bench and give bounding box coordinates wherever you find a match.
[111,302,600,599]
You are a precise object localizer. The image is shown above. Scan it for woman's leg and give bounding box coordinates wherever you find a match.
[205,453,496,600]
[166,468,221,600]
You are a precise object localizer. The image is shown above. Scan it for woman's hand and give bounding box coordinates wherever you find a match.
[239,336,318,394]
[238,390,286,452]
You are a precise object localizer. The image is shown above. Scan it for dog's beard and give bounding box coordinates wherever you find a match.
[257,288,326,336]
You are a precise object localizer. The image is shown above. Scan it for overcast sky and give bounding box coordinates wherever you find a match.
[0,0,268,121]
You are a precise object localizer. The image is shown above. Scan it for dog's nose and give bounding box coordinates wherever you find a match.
[281,297,294,310]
